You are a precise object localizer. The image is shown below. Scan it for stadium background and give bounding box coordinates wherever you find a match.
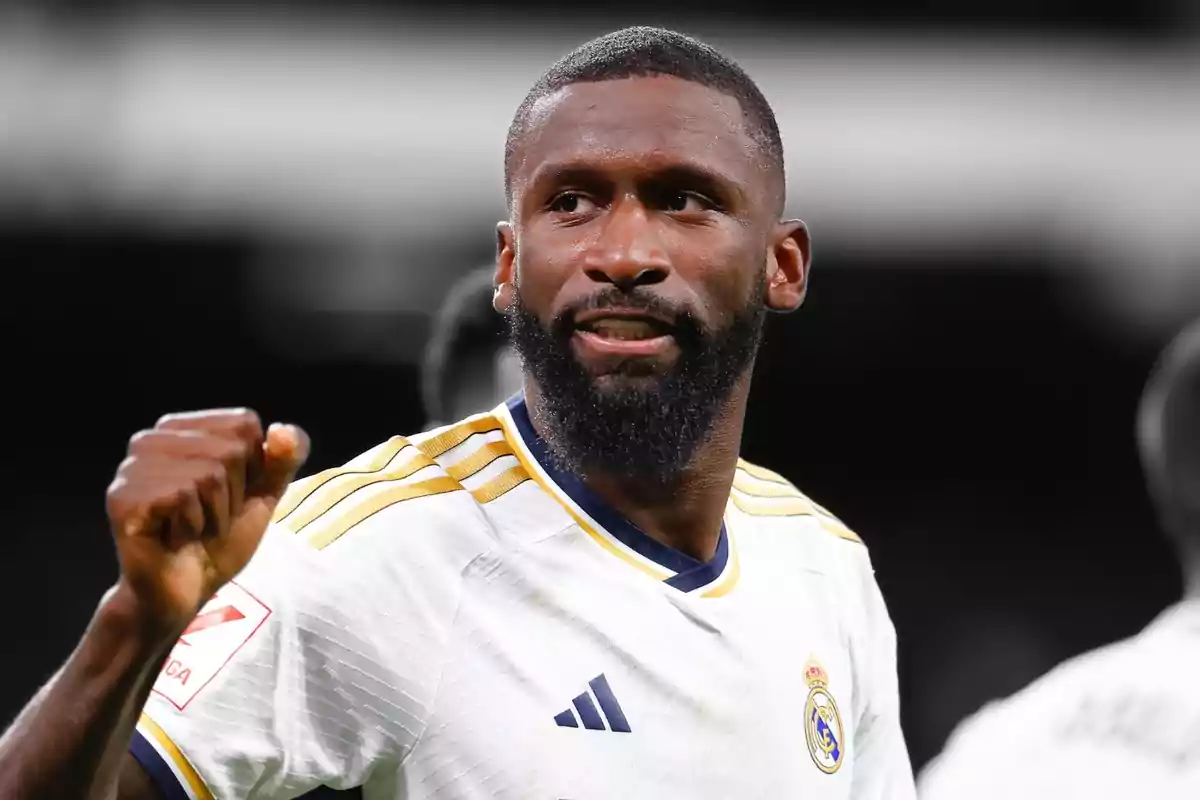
[2,0,1198,774]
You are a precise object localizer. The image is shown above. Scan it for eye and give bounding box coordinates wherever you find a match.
[548,192,598,215]
[661,191,715,214]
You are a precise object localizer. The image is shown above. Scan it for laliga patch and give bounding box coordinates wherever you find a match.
[151,581,272,711]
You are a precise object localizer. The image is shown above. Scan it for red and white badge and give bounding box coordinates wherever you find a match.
[151,581,272,711]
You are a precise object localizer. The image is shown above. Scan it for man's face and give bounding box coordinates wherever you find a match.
[500,76,805,482]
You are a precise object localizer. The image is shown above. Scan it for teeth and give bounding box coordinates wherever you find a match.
[587,319,661,340]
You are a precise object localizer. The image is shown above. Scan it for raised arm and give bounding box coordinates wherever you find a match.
[0,409,307,800]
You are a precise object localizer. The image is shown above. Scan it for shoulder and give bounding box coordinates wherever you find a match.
[731,458,864,547]
[920,628,1171,795]
[267,411,528,568]
[730,459,895,640]
[199,413,528,659]
[966,624,1167,733]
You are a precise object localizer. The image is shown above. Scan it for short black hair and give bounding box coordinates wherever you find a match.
[421,266,507,425]
[504,26,784,209]
[1138,318,1200,561]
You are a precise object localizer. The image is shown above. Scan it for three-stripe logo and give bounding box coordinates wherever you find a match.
[553,674,631,733]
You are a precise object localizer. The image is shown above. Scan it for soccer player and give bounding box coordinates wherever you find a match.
[421,265,523,428]
[918,318,1200,798]
[0,27,916,799]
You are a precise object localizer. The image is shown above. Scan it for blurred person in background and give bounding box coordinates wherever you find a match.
[0,27,915,799]
[421,265,523,429]
[918,317,1200,798]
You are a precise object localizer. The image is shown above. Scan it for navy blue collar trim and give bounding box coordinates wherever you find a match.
[507,394,729,590]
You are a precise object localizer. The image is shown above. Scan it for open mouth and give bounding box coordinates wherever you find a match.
[574,315,673,341]
[571,310,678,359]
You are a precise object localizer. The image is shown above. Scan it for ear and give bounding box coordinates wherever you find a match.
[494,221,517,313]
[764,219,811,313]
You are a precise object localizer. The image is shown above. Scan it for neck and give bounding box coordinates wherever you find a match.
[524,376,751,563]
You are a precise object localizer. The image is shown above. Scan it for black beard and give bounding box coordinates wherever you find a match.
[505,276,767,487]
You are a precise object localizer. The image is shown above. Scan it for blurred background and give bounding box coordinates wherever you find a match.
[3,0,1199,775]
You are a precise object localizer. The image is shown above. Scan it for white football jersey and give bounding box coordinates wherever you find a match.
[130,395,915,800]
[918,598,1200,799]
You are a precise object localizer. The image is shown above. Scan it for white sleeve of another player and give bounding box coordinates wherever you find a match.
[916,639,1199,800]
[916,701,1021,800]
[129,523,438,799]
[916,697,1078,800]
[849,550,918,800]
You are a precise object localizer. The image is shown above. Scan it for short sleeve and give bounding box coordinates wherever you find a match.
[848,549,918,799]
[130,520,451,799]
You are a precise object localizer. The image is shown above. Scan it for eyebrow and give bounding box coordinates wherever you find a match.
[525,160,747,206]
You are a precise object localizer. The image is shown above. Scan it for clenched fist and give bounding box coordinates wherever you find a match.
[105,409,309,638]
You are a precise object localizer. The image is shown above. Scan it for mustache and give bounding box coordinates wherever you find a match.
[549,289,702,338]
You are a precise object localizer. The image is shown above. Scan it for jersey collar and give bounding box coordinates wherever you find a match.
[503,393,731,593]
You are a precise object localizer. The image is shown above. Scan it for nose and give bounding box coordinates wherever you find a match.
[582,200,671,291]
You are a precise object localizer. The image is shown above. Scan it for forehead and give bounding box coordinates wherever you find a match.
[514,76,761,193]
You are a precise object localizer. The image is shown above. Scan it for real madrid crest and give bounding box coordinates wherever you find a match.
[803,657,845,774]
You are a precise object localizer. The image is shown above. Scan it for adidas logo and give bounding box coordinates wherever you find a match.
[553,673,631,733]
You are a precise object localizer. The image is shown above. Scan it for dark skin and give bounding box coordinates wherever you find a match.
[0,411,309,799]
[0,76,808,799]
[496,76,811,561]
